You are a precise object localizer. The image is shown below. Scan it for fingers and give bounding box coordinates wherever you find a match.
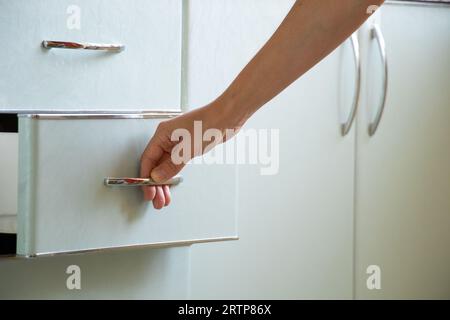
[143,186,156,202]
[152,186,165,210]
[140,121,181,209]
[140,136,165,202]
[148,155,177,209]
[150,185,171,210]
[141,156,156,202]
[150,155,185,183]
[162,185,171,206]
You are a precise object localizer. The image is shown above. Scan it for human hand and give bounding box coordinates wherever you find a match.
[140,102,244,209]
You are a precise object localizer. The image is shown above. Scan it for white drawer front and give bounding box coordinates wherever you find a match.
[0,0,182,110]
[17,113,237,256]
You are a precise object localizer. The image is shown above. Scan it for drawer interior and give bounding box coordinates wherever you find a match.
[0,113,18,255]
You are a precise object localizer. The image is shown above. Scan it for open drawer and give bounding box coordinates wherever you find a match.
[0,112,238,257]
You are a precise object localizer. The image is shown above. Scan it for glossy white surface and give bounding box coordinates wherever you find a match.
[0,132,18,233]
[355,5,450,299]
[187,0,355,299]
[0,0,182,110]
[17,116,237,256]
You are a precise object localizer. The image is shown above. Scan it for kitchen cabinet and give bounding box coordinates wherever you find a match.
[1,0,448,299]
[0,0,182,110]
[0,0,193,298]
[0,0,228,299]
[0,0,237,258]
[355,2,450,299]
[188,0,450,299]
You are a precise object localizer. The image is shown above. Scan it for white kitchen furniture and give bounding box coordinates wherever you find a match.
[0,0,190,299]
[189,0,450,299]
[355,1,450,299]
[0,0,448,299]
[0,0,238,260]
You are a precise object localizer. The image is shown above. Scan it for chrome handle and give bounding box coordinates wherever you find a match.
[368,24,388,136]
[104,176,183,187]
[42,40,125,52]
[341,33,361,136]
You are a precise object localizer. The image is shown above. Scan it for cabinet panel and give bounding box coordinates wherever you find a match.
[355,4,450,299]
[0,246,189,299]
[0,0,182,110]
[188,0,355,299]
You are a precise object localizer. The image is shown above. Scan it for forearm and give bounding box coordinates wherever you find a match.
[141,0,385,203]
[216,0,384,126]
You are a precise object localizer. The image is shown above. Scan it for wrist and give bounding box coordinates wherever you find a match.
[208,94,250,132]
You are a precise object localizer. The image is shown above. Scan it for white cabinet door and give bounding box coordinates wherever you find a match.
[0,0,182,110]
[355,3,450,299]
[10,111,237,257]
[187,0,356,299]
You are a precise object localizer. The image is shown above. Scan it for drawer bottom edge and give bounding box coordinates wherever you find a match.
[2,235,239,259]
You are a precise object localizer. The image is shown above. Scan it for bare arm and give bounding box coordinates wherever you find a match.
[218,0,384,126]
[141,0,384,208]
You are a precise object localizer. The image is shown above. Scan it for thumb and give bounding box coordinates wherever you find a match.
[151,155,185,183]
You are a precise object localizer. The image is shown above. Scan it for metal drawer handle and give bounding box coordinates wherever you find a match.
[42,40,125,52]
[341,32,361,136]
[368,24,388,136]
[104,176,183,187]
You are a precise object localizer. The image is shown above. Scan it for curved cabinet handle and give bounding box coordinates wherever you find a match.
[341,33,361,136]
[104,176,183,187]
[368,24,388,136]
[42,40,125,52]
